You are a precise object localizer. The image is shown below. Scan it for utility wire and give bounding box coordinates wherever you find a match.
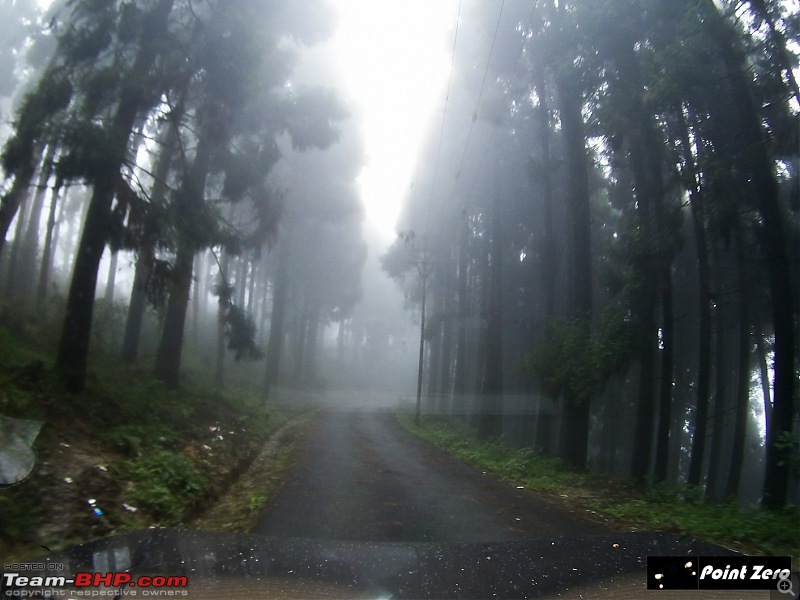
[462,0,541,197]
[413,0,540,230]
[421,0,464,232]
[452,0,507,182]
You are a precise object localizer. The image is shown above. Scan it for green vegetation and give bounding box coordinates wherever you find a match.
[246,445,293,515]
[0,317,288,561]
[528,306,634,404]
[397,411,800,561]
[0,492,43,542]
[120,450,209,525]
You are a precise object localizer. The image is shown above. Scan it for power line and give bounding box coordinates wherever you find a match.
[462,0,541,196]
[421,0,463,231]
[414,0,541,229]
[453,0,507,182]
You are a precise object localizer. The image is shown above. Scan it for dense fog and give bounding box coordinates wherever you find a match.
[0,0,797,514]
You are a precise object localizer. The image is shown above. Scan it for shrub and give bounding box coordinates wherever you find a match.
[123,449,208,525]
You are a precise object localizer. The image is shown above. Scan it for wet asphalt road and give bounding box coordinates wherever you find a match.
[253,409,609,542]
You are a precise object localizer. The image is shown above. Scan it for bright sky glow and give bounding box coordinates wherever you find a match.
[330,0,459,241]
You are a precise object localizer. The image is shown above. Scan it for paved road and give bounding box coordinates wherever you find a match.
[253,409,609,542]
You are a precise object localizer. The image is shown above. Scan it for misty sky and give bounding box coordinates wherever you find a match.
[325,0,459,242]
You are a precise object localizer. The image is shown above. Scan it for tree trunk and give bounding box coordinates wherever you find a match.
[36,179,63,313]
[554,63,592,469]
[60,197,89,278]
[153,243,194,388]
[477,159,504,440]
[121,244,153,363]
[0,159,36,259]
[755,332,772,434]
[235,255,247,307]
[264,247,289,399]
[610,40,669,483]
[304,301,321,382]
[536,70,557,326]
[336,318,346,366]
[215,249,230,389]
[16,146,54,305]
[679,112,714,488]
[56,174,118,391]
[426,273,444,405]
[654,270,675,482]
[50,191,71,274]
[631,303,657,482]
[415,257,429,424]
[725,221,751,499]
[121,112,180,362]
[534,69,557,455]
[291,296,309,381]
[56,0,176,392]
[705,251,726,501]
[453,216,469,413]
[153,125,213,389]
[438,267,455,415]
[600,380,620,474]
[5,192,30,299]
[258,263,270,347]
[702,0,796,509]
[247,256,257,314]
[104,250,118,308]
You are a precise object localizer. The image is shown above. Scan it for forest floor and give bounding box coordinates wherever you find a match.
[0,319,312,563]
[0,392,307,564]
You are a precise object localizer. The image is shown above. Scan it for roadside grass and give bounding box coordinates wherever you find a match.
[244,440,295,515]
[397,411,799,561]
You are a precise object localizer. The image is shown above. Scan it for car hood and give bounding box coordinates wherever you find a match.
[8,529,748,598]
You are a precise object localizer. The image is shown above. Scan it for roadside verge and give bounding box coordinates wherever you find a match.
[191,411,314,533]
[396,411,799,563]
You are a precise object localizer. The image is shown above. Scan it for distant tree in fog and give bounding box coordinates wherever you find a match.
[0,0,351,393]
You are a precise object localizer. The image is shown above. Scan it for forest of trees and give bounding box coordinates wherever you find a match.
[383,0,798,508]
[0,0,797,515]
[0,0,368,400]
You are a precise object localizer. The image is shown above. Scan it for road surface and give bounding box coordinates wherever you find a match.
[253,409,609,542]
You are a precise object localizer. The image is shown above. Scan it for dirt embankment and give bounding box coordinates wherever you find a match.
[191,412,313,532]
[0,400,311,563]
